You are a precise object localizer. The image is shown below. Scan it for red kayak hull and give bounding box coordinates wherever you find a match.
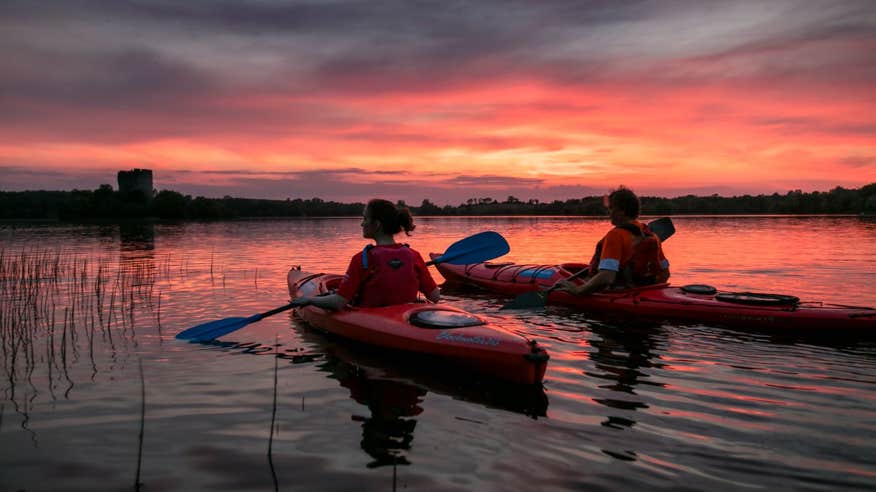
[432,256,876,331]
[287,268,548,384]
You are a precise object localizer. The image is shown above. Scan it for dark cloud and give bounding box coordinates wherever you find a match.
[164,177,605,206]
[839,156,875,168]
[0,47,213,107]
[3,1,874,122]
[4,1,874,87]
[1,1,645,38]
[153,168,581,205]
[446,175,543,187]
[2,0,874,198]
[333,129,534,153]
[0,1,680,107]
[752,117,876,137]
[0,166,115,191]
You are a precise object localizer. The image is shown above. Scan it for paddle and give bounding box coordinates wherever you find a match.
[175,231,511,341]
[500,217,675,310]
[499,270,585,311]
[425,230,509,266]
[646,217,675,243]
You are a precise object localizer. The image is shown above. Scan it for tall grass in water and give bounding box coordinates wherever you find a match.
[0,247,166,408]
[0,245,265,489]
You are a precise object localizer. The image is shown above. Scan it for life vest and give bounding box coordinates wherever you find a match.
[355,244,421,307]
[588,223,664,286]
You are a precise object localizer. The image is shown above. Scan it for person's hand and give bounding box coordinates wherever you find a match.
[290,297,310,307]
[551,279,574,293]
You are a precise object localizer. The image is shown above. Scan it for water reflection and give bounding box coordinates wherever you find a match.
[303,328,549,467]
[696,324,876,355]
[4,218,874,490]
[119,222,155,251]
[206,323,549,468]
[0,224,166,440]
[583,319,667,432]
[327,356,424,468]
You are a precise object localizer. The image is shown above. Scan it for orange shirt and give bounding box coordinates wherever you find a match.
[596,221,669,273]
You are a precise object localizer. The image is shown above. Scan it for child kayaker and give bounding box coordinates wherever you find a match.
[553,186,670,295]
[290,198,440,310]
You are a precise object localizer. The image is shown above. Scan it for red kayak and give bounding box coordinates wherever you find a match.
[287,267,549,384]
[432,256,876,331]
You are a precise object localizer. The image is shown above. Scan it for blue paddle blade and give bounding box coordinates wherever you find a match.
[428,230,510,265]
[175,314,262,341]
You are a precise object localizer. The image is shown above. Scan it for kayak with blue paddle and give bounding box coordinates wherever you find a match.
[176,230,510,342]
[287,267,549,384]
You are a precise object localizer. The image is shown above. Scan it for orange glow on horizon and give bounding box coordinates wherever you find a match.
[2,56,874,201]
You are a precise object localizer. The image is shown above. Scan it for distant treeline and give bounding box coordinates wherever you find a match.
[1,183,874,220]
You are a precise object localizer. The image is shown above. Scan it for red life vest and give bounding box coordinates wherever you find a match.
[356,244,421,307]
[589,223,664,286]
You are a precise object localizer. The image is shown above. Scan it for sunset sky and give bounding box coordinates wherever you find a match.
[2,1,874,205]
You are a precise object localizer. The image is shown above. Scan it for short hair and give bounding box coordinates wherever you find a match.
[607,186,640,219]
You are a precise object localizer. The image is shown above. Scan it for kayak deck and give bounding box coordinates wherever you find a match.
[287,267,549,384]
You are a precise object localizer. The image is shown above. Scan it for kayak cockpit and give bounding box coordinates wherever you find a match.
[408,309,486,329]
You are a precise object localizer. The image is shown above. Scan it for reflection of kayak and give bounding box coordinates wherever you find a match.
[289,328,549,468]
[287,267,549,384]
[300,329,549,418]
[432,257,876,331]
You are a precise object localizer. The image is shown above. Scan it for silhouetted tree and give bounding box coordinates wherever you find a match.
[153,190,188,218]
[417,199,442,215]
[2,183,875,219]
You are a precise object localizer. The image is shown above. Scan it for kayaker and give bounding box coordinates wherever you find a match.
[553,186,670,295]
[290,198,440,310]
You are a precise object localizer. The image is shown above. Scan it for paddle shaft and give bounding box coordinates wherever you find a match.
[550,268,589,291]
[522,268,590,305]
[258,302,296,320]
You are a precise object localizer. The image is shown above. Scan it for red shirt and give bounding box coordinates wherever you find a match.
[336,244,438,307]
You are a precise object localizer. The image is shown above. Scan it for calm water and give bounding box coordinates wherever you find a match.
[1,216,875,491]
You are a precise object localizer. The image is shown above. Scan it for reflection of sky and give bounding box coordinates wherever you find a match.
[2,1,875,204]
[2,217,875,489]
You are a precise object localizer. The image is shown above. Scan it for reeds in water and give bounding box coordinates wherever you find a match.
[0,247,167,406]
